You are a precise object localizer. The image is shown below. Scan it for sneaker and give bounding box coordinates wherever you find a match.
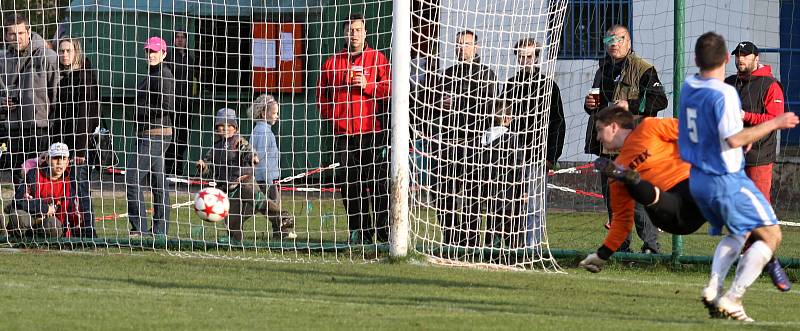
[700,286,723,319]
[129,231,143,238]
[764,259,792,292]
[593,157,640,184]
[716,294,754,322]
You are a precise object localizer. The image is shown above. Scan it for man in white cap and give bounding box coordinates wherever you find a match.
[126,36,175,237]
[6,143,91,238]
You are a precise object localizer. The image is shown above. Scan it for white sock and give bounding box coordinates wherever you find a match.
[708,235,746,290]
[728,240,773,298]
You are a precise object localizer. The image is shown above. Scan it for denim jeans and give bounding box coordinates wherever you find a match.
[126,136,171,234]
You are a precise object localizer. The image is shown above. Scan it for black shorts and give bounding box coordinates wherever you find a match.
[646,179,707,235]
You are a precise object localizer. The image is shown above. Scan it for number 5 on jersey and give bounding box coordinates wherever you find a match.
[686,107,699,143]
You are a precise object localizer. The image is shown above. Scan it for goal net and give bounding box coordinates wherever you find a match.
[409,0,567,270]
[3,1,799,270]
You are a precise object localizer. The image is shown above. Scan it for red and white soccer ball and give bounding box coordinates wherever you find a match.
[194,187,230,222]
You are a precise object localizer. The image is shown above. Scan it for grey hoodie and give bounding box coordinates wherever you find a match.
[0,31,59,132]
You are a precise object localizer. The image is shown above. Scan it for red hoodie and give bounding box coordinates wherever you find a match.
[317,46,391,135]
[740,64,785,125]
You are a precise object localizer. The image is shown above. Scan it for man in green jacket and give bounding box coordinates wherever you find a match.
[583,24,668,254]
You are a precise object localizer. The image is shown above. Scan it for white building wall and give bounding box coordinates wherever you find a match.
[437,0,781,162]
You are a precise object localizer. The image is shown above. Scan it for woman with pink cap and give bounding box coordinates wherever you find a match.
[125,36,175,237]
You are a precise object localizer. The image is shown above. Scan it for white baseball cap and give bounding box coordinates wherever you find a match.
[48,142,70,158]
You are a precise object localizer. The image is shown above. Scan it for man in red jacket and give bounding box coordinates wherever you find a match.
[317,13,391,244]
[725,41,785,202]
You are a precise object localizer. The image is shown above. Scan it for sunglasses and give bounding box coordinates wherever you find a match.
[603,35,625,46]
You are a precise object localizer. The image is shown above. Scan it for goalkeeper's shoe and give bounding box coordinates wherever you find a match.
[716,294,754,322]
[764,258,792,292]
[593,157,640,185]
[700,286,723,319]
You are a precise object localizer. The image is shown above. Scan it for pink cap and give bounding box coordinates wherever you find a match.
[144,36,167,53]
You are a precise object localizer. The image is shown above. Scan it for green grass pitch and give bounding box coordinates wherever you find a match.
[2,193,800,329]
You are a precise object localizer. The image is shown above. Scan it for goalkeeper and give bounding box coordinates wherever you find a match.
[579,106,791,293]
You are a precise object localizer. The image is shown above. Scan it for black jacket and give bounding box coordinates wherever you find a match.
[724,68,783,166]
[52,66,100,158]
[135,63,175,135]
[165,49,198,98]
[502,68,565,166]
[433,57,497,141]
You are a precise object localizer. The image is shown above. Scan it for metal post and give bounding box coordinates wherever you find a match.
[671,0,685,268]
[389,0,412,258]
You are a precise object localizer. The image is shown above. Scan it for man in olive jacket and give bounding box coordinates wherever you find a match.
[583,25,667,254]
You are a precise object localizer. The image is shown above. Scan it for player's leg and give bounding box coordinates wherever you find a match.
[742,163,790,291]
[686,177,743,318]
[717,180,780,322]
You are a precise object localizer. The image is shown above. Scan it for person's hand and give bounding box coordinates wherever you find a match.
[615,99,629,111]
[744,143,753,154]
[579,253,607,273]
[2,97,17,110]
[774,112,800,130]
[196,160,208,174]
[234,174,250,183]
[584,94,599,110]
[46,204,56,216]
[441,96,453,110]
[351,73,367,89]
[74,156,86,165]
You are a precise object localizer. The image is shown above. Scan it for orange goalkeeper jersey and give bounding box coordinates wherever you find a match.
[603,117,691,252]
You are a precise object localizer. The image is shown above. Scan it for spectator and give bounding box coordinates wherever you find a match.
[0,13,59,175]
[502,37,565,248]
[51,36,98,237]
[317,13,391,244]
[249,94,297,239]
[432,29,496,247]
[477,101,527,259]
[126,36,174,237]
[582,24,666,254]
[164,28,198,177]
[197,108,295,243]
[724,41,784,202]
[6,143,91,239]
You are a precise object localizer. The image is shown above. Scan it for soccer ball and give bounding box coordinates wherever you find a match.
[194,187,230,222]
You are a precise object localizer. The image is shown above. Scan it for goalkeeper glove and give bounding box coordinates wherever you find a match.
[579,253,607,273]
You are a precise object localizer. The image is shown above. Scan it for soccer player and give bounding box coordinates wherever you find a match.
[580,105,793,295]
[579,105,704,270]
[677,32,798,322]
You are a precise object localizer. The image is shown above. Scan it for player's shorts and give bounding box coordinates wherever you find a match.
[646,179,707,235]
[689,170,777,236]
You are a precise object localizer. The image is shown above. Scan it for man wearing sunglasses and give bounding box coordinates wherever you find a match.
[583,24,668,255]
